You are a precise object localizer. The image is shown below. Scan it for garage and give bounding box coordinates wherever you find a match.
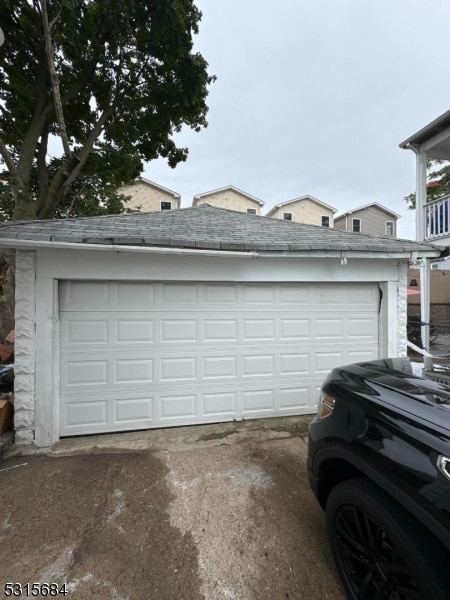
[0,204,440,446]
[60,279,379,435]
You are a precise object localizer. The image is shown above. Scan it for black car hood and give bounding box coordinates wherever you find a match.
[328,359,450,431]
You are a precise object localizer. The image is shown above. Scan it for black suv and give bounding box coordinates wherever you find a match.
[307,358,450,600]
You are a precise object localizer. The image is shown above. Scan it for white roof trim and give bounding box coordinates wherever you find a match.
[193,185,265,206]
[120,177,181,199]
[399,109,450,148]
[266,195,338,217]
[334,203,400,220]
[0,238,439,260]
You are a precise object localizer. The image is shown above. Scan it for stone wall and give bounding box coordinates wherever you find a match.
[14,251,36,445]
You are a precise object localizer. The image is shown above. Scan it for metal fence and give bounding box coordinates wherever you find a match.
[407,317,450,365]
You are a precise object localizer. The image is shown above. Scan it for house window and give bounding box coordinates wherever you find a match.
[352,218,361,233]
[247,208,257,215]
[283,212,292,221]
[385,221,394,236]
[321,216,330,227]
[409,278,418,287]
[160,201,172,211]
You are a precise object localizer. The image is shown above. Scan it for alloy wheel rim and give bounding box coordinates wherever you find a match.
[334,505,422,599]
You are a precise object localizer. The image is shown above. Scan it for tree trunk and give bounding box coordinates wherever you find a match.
[13,186,38,221]
[0,252,15,341]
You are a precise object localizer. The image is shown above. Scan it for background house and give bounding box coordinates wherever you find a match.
[118,177,181,212]
[265,195,337,226]
[192,186,264,214]
[334,203,399,237]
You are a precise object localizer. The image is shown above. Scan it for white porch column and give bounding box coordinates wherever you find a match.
[420,260,431,351]
[415,149,431,350]
[416,149,427,242]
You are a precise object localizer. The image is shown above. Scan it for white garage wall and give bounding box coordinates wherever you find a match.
[15,248,406,447]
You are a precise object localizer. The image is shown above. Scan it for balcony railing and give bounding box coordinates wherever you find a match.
[425,195,450,240]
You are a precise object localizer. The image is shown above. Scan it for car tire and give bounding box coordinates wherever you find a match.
[326,477,450,600]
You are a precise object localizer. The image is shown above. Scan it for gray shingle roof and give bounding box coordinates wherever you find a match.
[0,204,440,254]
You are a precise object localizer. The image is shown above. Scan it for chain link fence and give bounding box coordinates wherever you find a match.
[407,316,450,366]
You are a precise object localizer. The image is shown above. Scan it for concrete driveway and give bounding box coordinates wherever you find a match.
[0,417,344,600]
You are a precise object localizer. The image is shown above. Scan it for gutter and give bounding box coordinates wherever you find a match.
[0,239,258,259]
[0,239,440,261]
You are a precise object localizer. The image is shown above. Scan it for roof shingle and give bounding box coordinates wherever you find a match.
[0,204,440,255]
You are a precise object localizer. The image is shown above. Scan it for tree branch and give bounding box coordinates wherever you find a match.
[60,52,125,199]
[62,104,115,194]
[16,58,49,182]
[0,136,19,179]
[49,7,62,31]
[0,104,21,137]
[36,127,49,211]
[37,103,116,218]
[40,0,72,159]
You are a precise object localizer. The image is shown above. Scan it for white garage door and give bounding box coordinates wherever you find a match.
[59,281,379,436]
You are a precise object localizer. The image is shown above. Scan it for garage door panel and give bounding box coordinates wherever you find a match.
[117,282,155,304]
[242,285,276,304]
[243,319,275,340]
[280,319,311,340]
[203,392,237,416]
[279,387,309,409]
[114,359,154,384]
[279,286,311,305]
[204,319,238,342]
[64,360,108,387]
[347,317,378,341]
[65,401,107,426]
[242,389,275,413]
[313,285,345,305]
[242,354,275,377]
[203,356,237,379]
[162,283,198,303]
[60,281,379,435]
[160,357,197,381]
[279,353,310,376]
[64,319,110,345]
[314,318,344,339]
[346,285,379,305]
[65,281,110,307]
[313,352,344,374]
[160,320,197,342]
[160,393,196,419]
[205,284,238,304]
[115,319,154,343]
[115,398,153,422]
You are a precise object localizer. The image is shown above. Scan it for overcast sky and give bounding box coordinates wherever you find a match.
[143,0,450,240]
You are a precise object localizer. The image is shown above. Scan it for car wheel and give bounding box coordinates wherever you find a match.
[326,477,450,600]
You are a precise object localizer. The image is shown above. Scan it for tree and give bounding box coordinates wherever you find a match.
[404,160,450,210]
[0,0,215,220]
[0,147,141,219]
